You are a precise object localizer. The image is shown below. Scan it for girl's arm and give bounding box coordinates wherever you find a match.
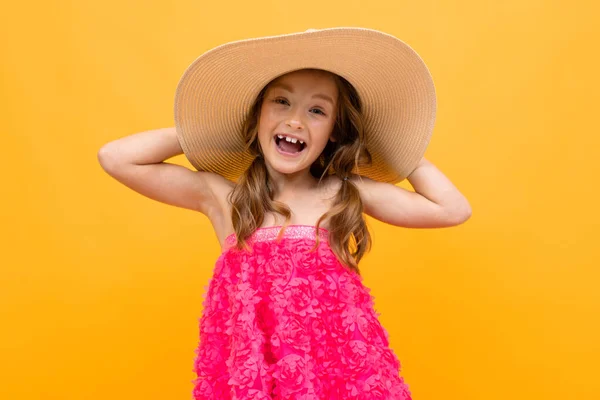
[97,127,233,218]
[353,157,472,228]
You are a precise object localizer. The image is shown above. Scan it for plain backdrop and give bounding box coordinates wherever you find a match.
[1,1,598,399]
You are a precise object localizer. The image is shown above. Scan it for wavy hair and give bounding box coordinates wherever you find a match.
[228,69,372,274]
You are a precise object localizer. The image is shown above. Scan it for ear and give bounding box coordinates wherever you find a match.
[329,135,337,143]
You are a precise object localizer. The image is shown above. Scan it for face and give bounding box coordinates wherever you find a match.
[256,69,339,176]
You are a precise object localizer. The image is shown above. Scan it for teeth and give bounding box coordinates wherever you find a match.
[277,135,305,145]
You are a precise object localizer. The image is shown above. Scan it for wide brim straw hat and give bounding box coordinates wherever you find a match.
[174,27,436,184]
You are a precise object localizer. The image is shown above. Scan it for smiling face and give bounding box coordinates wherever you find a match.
[256,69,339,177]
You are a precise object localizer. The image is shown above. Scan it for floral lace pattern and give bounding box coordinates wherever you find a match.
[192,225,412,400]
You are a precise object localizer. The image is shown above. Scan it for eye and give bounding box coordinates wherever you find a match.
[310,107,326,116]
[273,97,289,105]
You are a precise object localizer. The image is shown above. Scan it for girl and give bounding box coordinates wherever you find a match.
[99,28,471,400]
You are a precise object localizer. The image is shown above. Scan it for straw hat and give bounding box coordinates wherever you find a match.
[174,27,436,184]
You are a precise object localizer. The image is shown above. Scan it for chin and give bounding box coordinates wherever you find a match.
[266,159,310,176]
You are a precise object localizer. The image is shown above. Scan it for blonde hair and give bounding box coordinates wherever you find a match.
[228,69,372,274]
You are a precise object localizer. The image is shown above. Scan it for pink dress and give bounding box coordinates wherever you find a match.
[192,225,412,400]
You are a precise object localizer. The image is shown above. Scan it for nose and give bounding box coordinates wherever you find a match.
[285,109,304,130]
[285,119,304,130]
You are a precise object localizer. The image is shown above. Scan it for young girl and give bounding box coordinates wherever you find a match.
[99,28,471,400]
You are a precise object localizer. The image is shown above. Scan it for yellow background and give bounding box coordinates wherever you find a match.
[2,1,598,399]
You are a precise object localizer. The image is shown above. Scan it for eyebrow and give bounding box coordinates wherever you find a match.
[269,82,335,105]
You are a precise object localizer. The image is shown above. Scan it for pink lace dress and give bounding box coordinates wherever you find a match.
[192,225,412,400]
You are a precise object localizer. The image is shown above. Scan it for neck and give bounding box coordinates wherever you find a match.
[264,163,318,199]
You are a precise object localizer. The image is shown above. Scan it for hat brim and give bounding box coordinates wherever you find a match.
[174,27,436,183]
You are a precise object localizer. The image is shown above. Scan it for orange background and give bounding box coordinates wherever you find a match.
[2,1,599,399]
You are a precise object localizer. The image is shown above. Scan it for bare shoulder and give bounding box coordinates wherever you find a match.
[201,170,235,199]
[196,170,235,218]
[317,173,375,197]
[315,175,343,204]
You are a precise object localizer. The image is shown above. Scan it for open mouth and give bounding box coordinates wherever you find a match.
[274,134,307,154]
